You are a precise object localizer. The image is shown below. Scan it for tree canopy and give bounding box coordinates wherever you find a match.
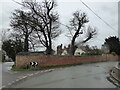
[104,36,120,55]
[3,0,98,59]
[10,0,61,55]
[68,11,97,55]
[2,39,24,61]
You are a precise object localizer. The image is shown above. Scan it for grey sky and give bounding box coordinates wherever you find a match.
[0,0,119,50]
[119,1,120,40]
[55,1,118,49]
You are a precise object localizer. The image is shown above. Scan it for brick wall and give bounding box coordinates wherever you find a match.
[15,54,119,68]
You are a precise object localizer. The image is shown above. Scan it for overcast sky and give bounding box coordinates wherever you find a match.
[0,0,119,50]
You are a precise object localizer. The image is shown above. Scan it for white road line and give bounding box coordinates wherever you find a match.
[47,69,55,72]
[35,72,39,75]
[40,69,55,73]
[8,83,12,85]
[44,70,49,72]
[12,81,15,83]
[19,77,24,80]
[41,71,44,73]
[16,79,19,82]
[49,69,55,71]
[28,74,33,76]
[22,76,27,79]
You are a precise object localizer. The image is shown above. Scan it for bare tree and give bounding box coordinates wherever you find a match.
[10,10,33,52]
[83,26,97,43]
[1,29,11,43]
[69,11,97,55]
[22,0,61,55]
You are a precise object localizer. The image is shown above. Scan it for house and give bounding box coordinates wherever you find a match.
[61,49,68,55]
[74,48,85,56]
[101,44,110,53]
[56,44,86,56]
[57,44,70,56]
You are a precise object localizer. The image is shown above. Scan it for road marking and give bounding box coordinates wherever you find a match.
[8,83,12,85]
[22,76,27,79]
[3,69,56,88]
[16,79,19,82]
[1,69,56,88]
[19,77,24,80]
[44,70,49,72]
[12,81,15,83]
[40,69,55,73]
[41,71,44,73]
[35,71,39,75]
[48,69,52,72]
[17,78,21,81]
[28,74,33,76]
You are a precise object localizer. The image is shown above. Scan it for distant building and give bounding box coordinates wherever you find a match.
[56,44,86,56]
[57,44,70,56]
[61,49,68,56]
[74,48,85,56]
[101,44,110,53]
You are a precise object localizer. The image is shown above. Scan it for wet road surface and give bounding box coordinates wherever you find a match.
[8,61,118,88]
[0,62,2,89]
[2,62,43,88]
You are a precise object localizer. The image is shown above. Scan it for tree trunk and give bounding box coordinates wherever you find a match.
[47,33,52,55]
[70,37,76,56]
[70,23,82,56]
[24,35,29,52]
[46,46,53,55]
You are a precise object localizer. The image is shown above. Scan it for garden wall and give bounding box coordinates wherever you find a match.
[15,54,119,68]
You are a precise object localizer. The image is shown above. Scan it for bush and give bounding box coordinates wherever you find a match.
[6,58,13,62]
[111,52,116,56]
[20,65,30,69]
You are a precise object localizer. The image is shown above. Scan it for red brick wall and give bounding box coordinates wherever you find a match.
[15,54,119,68]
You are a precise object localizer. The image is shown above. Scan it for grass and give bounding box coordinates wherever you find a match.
[11,63,84,71]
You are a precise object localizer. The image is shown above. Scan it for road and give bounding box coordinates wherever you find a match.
[2,62,44,88]
[2,61,118,88]
[0,62,2,89]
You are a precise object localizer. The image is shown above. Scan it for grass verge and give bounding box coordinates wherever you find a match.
[11,63,84,71]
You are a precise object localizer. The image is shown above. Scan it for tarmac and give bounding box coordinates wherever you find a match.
[107,63,120,87]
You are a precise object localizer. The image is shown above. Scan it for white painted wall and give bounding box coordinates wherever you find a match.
[74,48,85,56]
